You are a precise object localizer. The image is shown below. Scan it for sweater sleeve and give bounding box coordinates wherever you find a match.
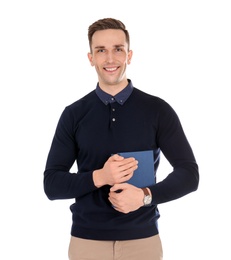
[43,107,97,200]
[150,101,199,204]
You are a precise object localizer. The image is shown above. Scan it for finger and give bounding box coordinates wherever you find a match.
[109,154,124,161]
[121,157,136,164]
[120,172,134,183]
[118,166,138,180]
[118,159,138,171]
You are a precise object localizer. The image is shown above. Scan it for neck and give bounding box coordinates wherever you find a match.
[99,79,129,96]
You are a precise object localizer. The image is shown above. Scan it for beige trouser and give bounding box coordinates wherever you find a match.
[68,235,163,260]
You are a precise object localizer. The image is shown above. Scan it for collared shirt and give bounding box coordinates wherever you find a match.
[95,79,133,105]
[44,80,199,241]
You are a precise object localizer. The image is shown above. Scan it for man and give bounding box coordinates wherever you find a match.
[44,18,199,260]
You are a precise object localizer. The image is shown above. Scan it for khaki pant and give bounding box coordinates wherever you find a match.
[68,235,163,260]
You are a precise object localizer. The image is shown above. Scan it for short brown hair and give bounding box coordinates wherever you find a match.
[88,18,130,52]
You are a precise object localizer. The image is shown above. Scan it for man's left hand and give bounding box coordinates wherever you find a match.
[109,183,144,213]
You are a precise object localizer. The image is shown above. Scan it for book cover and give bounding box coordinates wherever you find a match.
[118,150,155,188]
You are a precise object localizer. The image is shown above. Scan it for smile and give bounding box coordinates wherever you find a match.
[104,67,118,72]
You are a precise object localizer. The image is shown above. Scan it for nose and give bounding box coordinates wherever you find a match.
[105,51,114,63]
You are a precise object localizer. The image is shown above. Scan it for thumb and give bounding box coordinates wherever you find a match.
[110,183,127,192]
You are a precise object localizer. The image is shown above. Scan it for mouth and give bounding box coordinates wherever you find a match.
[104,66,119,72]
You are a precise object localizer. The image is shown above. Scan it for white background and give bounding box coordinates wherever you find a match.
[0,0,230,259]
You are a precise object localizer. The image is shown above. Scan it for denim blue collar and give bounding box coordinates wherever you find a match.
[95,79,133,105]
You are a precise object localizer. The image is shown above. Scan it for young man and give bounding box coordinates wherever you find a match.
[44,18,199,260]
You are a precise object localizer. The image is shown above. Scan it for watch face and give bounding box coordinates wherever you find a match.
[144,195,152,205]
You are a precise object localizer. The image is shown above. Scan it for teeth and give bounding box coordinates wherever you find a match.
[105,67,117,71]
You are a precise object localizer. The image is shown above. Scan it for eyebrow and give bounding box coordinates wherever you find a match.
[94,44,125,49]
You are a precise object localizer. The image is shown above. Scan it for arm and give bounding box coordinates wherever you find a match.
[109,101,199,213]
[43,107,138,200]
[43,107,97,200]
[151,101,199,204]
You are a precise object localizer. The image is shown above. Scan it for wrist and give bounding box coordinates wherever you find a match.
[93,169,105,188]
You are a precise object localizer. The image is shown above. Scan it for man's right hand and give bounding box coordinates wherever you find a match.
[93,154,138,188]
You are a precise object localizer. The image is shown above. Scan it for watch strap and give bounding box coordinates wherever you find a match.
[142,187,150,196]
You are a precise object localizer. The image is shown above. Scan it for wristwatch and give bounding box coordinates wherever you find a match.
[142,187,152,206]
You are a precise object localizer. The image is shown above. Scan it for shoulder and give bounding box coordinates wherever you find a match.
[58,90,98,122]
[131,88,181,126]
[67,90,97,110]
[132,87,174,111]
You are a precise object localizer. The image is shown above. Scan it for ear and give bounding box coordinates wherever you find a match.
[87,52,94,66]
[127,50,133,65]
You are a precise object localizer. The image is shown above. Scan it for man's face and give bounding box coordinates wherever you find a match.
[88,29,132,89]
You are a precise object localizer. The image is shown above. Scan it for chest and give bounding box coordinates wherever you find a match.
[75,102,158,157]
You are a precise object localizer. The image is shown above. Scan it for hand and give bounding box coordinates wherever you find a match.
[93,154,138,187]
[108,183,144,214]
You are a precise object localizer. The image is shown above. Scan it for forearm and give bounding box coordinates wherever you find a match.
[150,162,199,205]
[44,169,97,200]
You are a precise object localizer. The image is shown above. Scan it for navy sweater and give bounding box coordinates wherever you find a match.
[44,82,199,240]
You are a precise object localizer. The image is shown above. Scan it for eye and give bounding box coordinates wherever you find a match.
[97,49,105,53]
[116,48,123,52]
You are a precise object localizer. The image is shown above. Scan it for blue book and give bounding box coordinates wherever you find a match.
[118,150,155,188]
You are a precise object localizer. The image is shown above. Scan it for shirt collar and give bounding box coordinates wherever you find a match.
[95,79,134,105]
